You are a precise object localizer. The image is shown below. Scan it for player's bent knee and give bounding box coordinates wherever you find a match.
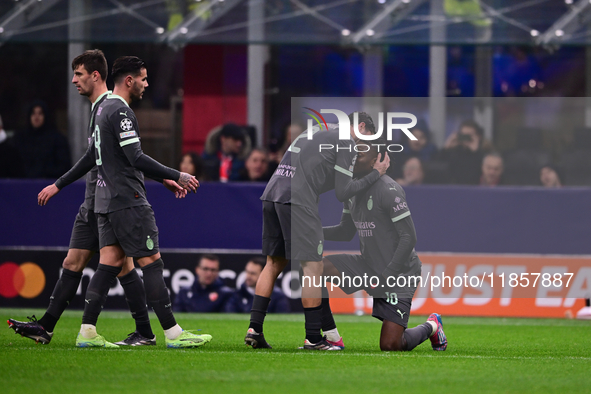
[62,249,93,272]
[380,341,405,352]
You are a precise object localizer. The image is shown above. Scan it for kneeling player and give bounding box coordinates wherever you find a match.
[321,142,447,351]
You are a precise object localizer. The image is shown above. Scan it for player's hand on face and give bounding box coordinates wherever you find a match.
[373,151,390,176]
[163,179,187,199]
[177,172,200,193]
[38,184,60,206]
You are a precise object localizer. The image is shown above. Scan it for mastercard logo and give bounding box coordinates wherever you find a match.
[0,262,46,299]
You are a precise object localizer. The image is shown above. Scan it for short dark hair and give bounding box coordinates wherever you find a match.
[247,256,266,269]
[459,119,483,138]
[348,112,375,134]
[199,254,220,266]
[220,123,245,141]
[71,49,108,81]
[112,56,146,84]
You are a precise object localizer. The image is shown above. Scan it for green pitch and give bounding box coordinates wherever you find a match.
[1,308,590,394]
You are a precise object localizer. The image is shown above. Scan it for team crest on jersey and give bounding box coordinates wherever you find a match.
[367,196,373,210]
[120,118,133,131]
[395,197,401,203]
[120,131,137,139]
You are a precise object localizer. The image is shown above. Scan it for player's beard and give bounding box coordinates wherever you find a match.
[130,81,144,101]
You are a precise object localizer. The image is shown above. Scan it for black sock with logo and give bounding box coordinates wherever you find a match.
[118,269,154,339]
[38,268,83,332]
[141,259,176,331]
[82,264,121,325]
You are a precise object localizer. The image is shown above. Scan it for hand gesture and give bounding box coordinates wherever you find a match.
[177,172,200,193]
[38,184,60,206]
[373,151,390,176]
[163,179,188,198]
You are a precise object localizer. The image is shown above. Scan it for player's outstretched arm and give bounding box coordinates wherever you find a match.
[38,143,96,206]
[323,205,356,241]
[333,148,389,202]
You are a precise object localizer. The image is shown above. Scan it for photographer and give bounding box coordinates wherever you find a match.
[440,120,494,185]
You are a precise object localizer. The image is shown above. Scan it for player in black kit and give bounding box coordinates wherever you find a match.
[245,113,390,350]
[322,142,447,351]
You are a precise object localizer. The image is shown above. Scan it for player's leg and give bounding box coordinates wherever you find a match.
[127,206,210,348]
[301,259,325,345]
[77,243,125,348]
[114,257,155,345]
[320,258,344,348]
[245,254,288,348]
[379,317,441,351]
[245,201,288,348]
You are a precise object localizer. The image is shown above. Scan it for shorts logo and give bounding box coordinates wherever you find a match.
[317,240,323,255]
[146,236,154,251]
[120,131,137,139]
[367,195,373,211]
[120,118,133,131]
[395,197,401,203]
[397,309,406,319]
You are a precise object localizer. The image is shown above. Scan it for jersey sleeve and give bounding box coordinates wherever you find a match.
[55,139,96,189]
[323,199,357,241]
[333,139,380,202]
[109,108,180,181]
[383,184,411,223]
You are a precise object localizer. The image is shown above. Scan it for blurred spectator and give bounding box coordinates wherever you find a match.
[238,148,274,182]
[15,100,71,178]
[401,120,438,162]
[202,123,250,182]
[440,119,493,185]
[0,114,24,178]
[396,157,425,186]
[224,257,290,313]
[179,151,204,179]
[540,165,563,188]
[173,254,232,313]
[270,123,303,163]
[480,153,504,187]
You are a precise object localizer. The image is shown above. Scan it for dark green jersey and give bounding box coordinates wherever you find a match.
[261,124,380,209]
[92,94,149,214]
[327,176,421,278]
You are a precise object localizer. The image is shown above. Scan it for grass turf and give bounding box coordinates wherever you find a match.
[1,308,590,394]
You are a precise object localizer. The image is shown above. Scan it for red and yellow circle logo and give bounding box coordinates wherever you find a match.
[0,262,46,299]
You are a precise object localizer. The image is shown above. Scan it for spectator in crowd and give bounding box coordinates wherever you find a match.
[224,257,290,314]
[179,151,204,179]
[238,148,274,182]
[401,120,438,162]
[540,165,563,188]
[173,254,233,313]
[270,123,304,163]
[396,157,425,186]
[15,100,71,178]
[0,114,24,178]
[202,123,250,182]
[480,153,504,187]
[440,119,493,185]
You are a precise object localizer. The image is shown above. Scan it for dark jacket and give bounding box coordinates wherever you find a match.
[223,283,291,313]
[0,132,24,178]
[173,277,233,313]
[15,101,71,178]
[201,126,250,181]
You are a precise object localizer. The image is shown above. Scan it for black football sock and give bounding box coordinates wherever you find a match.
[321,287,336,332]
[403,323,432,351]
[119,269,154,339]
[38,268,82,332]
[304,305,323,344]
[249,295,271,333]
[82,264,121,326]
[141,259,176,331]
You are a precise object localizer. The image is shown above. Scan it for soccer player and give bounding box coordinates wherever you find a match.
[321,142,447,351]
[74,56,210,348]
[245,112,390,350]
[7,50,184,346]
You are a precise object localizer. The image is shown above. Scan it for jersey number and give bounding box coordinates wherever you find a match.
[94,125,102,166]
[385,292,398,306]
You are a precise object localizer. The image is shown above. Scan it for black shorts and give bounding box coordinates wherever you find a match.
[325,253,417,328]
[68,206,100,251]
[97,205,159,258]
[262,201,324,262]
